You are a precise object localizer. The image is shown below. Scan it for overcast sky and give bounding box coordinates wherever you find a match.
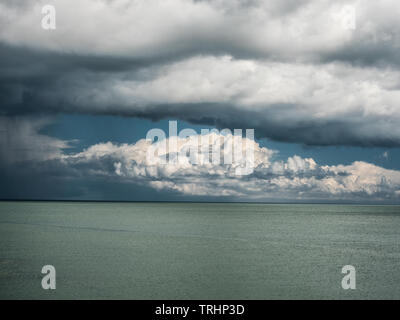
[1,0,400,202]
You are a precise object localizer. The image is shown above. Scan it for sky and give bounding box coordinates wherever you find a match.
[1,0,400,203]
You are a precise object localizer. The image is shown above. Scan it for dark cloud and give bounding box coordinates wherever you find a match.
[1,46,400,147]
[1,1,400,148]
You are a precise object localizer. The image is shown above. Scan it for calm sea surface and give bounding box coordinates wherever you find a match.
[0,201,399,299]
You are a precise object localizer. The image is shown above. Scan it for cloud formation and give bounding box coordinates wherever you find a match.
[1,117,399,202]
[58,132,400,201]
[1,0,400,202]
[1,0,400,147]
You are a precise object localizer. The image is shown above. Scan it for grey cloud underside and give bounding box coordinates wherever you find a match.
[1,0,400,148]
[1,46,400,147]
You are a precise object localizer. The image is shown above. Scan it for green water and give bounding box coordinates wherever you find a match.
[0,201,399,299]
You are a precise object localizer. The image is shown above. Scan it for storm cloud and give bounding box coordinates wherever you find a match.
[1,0,400,146]
[1,0,400,202]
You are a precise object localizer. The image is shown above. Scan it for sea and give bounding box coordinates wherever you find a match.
[0,201,399,299]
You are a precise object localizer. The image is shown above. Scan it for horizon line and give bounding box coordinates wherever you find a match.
[1,199,399,206]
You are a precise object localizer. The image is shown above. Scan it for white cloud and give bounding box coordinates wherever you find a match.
[3,118,398,201]
[62,132,400,201]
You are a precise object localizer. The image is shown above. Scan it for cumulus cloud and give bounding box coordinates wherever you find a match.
[1,0,400,147]
[59,132,400,201]
[2,118,399,202]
